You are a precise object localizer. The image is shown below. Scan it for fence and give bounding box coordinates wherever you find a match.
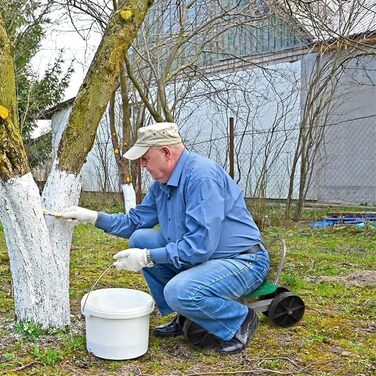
[29,112,376,216]
[191,114,376,203]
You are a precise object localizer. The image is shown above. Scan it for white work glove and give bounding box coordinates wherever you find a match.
[60,206,98,224]
[113,248,148,272]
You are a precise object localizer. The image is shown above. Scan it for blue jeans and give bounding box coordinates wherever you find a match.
[129,228,270,341]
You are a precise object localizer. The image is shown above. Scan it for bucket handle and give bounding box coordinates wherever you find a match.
[82,262,115,314]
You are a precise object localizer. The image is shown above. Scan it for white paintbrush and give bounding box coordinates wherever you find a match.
[42,209,64,218]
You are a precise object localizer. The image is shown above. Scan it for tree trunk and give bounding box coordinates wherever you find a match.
[0,18,65,326]
[0,18,29,180]
[0,173,66,327]
[40,0,151,325]
[0,1,152,328]
[56,1,152,175]
[119,64,136,212]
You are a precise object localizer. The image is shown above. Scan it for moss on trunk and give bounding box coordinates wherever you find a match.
[0,18,29,181]
[57,0,152,175]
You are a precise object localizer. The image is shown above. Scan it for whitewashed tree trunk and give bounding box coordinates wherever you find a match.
[122,183,136,213]
[41,161,82,325]
[0,173,68,327]
[0,0,152,328]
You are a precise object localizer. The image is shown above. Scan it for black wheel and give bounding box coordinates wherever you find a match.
[259,286,290,317]
[268,292,305,327]
[177,314,187,329]
[182,318,219,349]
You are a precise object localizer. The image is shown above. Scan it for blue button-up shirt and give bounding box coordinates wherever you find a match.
[96,150,263,269]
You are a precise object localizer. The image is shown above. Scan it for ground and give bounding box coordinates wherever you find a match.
[0,207,375,375]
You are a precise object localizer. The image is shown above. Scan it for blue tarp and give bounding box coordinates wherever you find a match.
[310,215,376,228]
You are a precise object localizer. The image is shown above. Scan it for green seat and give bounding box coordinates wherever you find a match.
[240,238,286,300]
[241,280,277,299]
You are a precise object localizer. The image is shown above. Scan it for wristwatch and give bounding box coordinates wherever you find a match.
[145,249,155,268]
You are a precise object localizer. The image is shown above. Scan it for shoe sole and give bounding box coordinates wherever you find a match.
[153,315,186,337]
[153,329,183,337]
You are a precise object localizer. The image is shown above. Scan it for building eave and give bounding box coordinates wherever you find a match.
[39,97,76,120]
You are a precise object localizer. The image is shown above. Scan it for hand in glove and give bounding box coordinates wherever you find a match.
[61,206,98,224]
[113,248,148,272]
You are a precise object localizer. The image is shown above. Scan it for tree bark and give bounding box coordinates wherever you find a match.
[0,18,29,181]
[0,173,65,327]
[56,0,151,175]
[0,17,67,326]
[40,0,152,325]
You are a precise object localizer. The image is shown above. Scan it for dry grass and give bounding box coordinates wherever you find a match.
[0,220,375,375]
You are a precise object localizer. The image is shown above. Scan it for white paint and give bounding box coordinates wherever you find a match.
[51,106,72,161]
[0,173,70,327]
[122,183,136,213]
[42,161,82,310]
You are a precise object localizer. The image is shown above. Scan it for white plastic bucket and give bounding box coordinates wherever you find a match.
[81,288,155,360]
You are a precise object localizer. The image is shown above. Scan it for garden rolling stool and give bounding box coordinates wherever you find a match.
[241,237,305,327]
[183,238,305,347]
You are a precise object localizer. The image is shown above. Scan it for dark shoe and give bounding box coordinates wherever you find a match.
[153,314,186,337]
[216,308,259,354]
[182,318,219,349]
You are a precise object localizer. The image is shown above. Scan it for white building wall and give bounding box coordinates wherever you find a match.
[304,53,376,204]
[176,61,301,199]
[50,107,121,192]
[50,60,302,198]
[51,108,70,160]
[80,116,120,193]
[50,50,376,205]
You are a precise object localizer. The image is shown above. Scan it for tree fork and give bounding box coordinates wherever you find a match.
[57,0,152,175]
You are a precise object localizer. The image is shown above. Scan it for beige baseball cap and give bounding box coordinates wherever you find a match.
[123,122,182,160]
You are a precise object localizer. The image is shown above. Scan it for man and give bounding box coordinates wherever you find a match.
[62,122,269,354]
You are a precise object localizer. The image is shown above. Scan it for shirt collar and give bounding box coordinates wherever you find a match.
[166,149,189,187]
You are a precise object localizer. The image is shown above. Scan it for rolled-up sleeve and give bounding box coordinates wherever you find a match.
[95,188,159,239]
[151,177,225,268]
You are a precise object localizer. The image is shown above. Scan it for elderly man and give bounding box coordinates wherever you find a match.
[62,122,269,354]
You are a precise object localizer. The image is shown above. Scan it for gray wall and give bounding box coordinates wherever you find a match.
[176,61,301,199]
[304,53,376,204]
[50,60,302,198]
[50,49,376,205]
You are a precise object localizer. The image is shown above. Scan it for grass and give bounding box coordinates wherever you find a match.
[0,215,375,375]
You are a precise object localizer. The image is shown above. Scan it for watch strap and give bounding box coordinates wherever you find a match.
[145,248,155,268]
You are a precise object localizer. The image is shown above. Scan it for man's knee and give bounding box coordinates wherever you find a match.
[128,229,148,248]
[164,276,202,313]
[129,228,165,249]
[164,278,186,312]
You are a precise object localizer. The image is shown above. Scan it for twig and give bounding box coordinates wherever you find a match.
[305,305,338,318]
[182,355,314,376]
[183,373,248,376]
[243,355,311,374]
[184,369,303,376]
[305,305,324,314]
[0,361,41,374]
[254,368,304,375]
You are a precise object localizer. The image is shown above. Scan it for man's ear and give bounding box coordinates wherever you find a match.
[161,146,172,158]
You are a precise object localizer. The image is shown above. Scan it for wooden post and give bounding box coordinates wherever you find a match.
[229,117,235,179]
[136,160,142,204]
